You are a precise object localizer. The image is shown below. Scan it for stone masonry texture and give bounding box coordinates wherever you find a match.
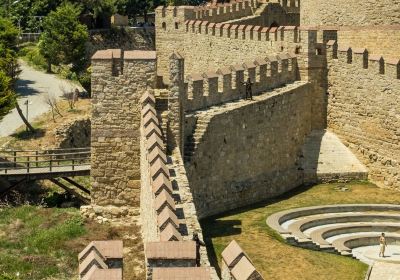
[91,52,156,207]
[301,0,400,26]
[327,51,400,189]
[337,26,400,59]
[186,82,312,218]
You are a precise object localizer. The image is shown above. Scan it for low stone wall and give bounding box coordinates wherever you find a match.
[186,81,312,218]
[55,118,91,149]
[326,43,400,189]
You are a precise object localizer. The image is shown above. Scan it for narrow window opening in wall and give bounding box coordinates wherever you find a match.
[223,137,227,144]
[281,46,284,51]
[175,22,179,29]
[316,48,322,55]
[162,22,166,30]
[295,46,301,54]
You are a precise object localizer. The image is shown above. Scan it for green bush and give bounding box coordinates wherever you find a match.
[19,44,47,71]
[78,66,91,95]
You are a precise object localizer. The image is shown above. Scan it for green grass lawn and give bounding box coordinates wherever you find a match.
[0,205,112,280]
[201,182,400,280]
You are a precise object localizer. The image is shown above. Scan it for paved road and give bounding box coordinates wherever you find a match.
[0,61,82,137]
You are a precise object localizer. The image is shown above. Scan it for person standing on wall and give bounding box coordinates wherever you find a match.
[379,233,387,257]
[192,232,206,266]
[242,78,253,100]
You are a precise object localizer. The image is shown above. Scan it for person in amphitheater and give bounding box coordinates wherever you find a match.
[379,233,387,257]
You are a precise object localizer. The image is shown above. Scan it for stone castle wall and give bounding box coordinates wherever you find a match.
[337,26,400,59]
[184,54,298,112]
[326,44,400,189]
[156,22,300,81]
[300,0,400,26]
[224,3,299,27]
[155,6,302,83]
[186,82,312,218]
[91,49,157,208]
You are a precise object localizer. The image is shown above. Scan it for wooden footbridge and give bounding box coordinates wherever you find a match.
[0,148,91,203]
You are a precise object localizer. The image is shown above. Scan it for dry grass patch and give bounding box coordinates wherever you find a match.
[201,182,400,280]
[1,99,91,151]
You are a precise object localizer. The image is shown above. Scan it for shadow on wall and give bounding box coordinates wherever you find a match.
[300,130,324,185]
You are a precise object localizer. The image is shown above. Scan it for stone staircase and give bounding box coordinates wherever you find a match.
[184,114,213,163]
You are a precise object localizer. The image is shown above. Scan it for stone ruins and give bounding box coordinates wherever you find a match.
[78,0,400,279]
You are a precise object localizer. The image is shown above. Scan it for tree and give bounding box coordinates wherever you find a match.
[0,17,18,50]
[39,3,89,72]
[0,17,35,131]
[0,70,16,120]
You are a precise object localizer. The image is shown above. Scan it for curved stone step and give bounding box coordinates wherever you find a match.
[288,213,400,241]
[331,233,400,253]
[266,204,400,234]
[309,223,400,246]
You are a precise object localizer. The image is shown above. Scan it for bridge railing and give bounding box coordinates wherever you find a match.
[0,148,91,175]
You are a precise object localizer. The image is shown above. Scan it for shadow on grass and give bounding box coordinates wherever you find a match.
[11,128,45,140]
[200,183,318,275]
[201,219,242,276]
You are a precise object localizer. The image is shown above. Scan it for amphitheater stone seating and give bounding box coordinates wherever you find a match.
[266,204,400,262]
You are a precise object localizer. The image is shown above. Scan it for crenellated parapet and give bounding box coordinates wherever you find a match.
[184,20,299,43]
[182,54,298,111]
[192,0,258,23]
[326,41,400,79]
[276,0,300,13]
[326,41,400,190]
[139,92,217,279]
[155,0,260,27]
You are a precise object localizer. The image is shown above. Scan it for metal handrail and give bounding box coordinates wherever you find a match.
[0,148,91,175]
[0,147,90,153]
[0,158,90,167]
[0,151,91,160]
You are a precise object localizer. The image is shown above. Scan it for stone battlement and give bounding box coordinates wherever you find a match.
[184,54,298,111]
[139,92,217,280]
[326,41,400,79]
[184,21,298,43]
[156,0,259,24]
